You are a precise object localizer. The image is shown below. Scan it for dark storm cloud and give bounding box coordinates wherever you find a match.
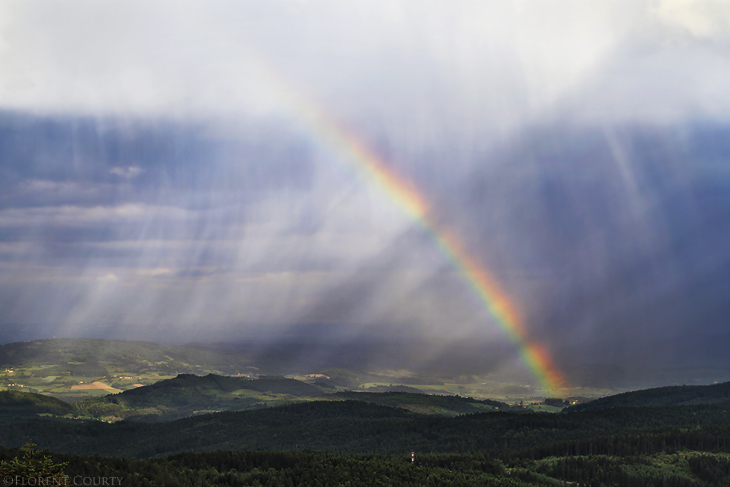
[0,112,316,265]
[446,121,730,379]
[0,112,314,210]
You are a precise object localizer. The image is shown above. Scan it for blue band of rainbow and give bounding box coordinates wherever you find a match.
[243,52,567,392]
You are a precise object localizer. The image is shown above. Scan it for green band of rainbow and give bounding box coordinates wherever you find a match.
[244,54,567,392]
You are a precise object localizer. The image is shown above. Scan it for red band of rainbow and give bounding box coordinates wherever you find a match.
[242,53,568,392]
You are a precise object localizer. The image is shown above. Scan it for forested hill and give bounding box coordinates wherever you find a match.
[4,398,730,459]
[333,391,512,414]
[0,390,73,422]
[565,381,730,412]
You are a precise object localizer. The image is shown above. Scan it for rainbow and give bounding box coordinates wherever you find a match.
[245,55,567,392]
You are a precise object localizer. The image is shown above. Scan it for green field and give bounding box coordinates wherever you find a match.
[0,338,256,401]
[0,338,618,410]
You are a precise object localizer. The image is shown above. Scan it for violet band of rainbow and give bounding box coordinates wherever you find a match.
[243,53,568,392]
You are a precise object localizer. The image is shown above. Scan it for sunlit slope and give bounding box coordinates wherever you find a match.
[0,338,255,399]
[0,338,252,375]
[0,339,574,406]
[565,382,730,412]
[72,375,514,421]
[74,374,325,421]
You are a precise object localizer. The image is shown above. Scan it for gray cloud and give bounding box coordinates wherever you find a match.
[1,1,730,386]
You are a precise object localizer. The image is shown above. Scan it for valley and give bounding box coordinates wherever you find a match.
[0,338,613,408]
[1,338,730,485]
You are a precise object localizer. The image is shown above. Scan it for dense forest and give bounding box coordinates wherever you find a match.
[2,397,730,458]
[2,439,730,486]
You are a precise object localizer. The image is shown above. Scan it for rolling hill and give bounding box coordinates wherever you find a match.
[73,373,325,421]
[0,390,73,423]
[564,381,730,412]
[72,375,514,421]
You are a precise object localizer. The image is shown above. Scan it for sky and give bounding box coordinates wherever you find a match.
[1,0,730,386]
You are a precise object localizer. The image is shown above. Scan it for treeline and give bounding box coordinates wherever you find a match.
[3,443,730,486]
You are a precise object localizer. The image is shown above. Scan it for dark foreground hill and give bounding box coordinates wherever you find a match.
[0,390,73,422]
[4,444,730,487]
[3,398,730,459]
[565,381,730,412]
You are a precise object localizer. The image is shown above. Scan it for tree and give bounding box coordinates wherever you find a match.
[0,443,68,485]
